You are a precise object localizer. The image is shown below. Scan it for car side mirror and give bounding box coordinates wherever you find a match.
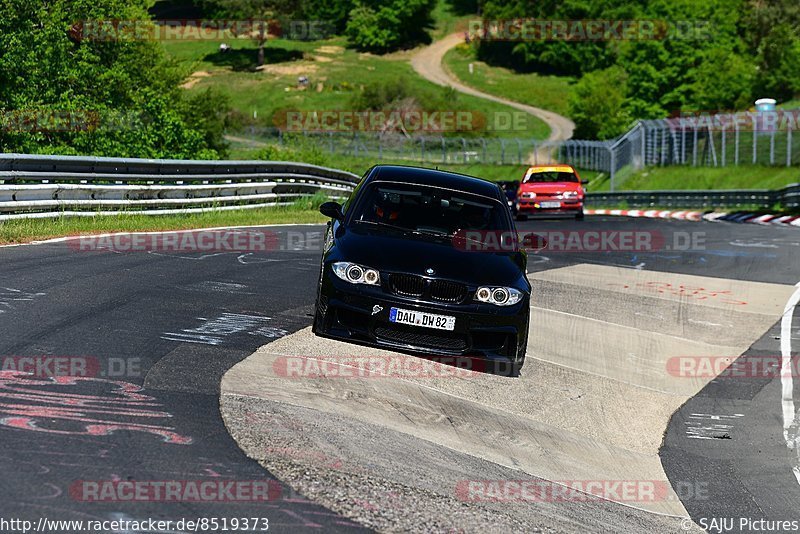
[581,180,590,185]
[521,233,548,252]
[319,201,343,220]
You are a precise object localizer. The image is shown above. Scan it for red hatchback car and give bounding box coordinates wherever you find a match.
[515,165,586,220]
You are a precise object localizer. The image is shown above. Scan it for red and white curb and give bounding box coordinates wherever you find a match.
[585,209,704,221]
[585,209,800,226]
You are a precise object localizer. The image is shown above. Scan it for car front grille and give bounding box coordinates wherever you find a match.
[375,325,467,351]
[430,280,467,303]
[388,273,425,297]
[387,274,467,303]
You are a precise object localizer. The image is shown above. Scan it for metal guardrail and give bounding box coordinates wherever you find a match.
[586,183,800,210]
[1,153,797,220]
[0,153,360,220]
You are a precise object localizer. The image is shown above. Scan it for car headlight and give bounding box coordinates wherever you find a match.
[332,262,381,286]
[520,192,536,199]
[562,191,578,199]
[475,286,523,306]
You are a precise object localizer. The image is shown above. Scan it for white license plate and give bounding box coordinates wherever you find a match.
[389,307,455,331]
[539,201,561,208]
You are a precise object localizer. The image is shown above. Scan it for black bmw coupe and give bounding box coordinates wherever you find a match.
[312,165,534,376]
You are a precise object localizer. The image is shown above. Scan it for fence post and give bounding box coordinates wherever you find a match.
[641,125,646,167]
[681,125,686,163]
[420,137,425,163]
[788,126,793,167]
[441,136,446,164]
[735,124,740,165]
[708,126,717,167]
[500,139,506,165]
[721,126,726,166]
[752,129,757,164]
[609,147,616,192]
[692,128,698,166]
[770,131,775,165]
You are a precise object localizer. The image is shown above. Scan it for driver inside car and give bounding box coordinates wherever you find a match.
[372,194,401,223]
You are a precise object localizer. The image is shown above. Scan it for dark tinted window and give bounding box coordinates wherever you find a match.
[350,182,510,235]
[524,171,578,183]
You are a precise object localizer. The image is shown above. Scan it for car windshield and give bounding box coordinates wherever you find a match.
[524,171,578,183]
[350,182,510,236]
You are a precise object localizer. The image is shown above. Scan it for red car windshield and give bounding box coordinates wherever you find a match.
[525,171,578,183]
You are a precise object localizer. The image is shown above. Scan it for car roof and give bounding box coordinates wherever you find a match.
[366,165,503,201]
[525,165,575,174]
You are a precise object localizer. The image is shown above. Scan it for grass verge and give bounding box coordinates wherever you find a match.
[591,165,800,192]
[442,46,573,117]
[164,36,549,140]
[0,205,327,245]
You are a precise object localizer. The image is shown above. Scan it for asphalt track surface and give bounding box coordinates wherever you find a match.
[0,216,798,532]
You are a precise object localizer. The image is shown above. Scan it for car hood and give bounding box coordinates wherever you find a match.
[519,181,583,194]
[335,225,526,287]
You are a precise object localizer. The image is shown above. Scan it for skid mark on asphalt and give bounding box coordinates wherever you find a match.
[0,287,46,315]
[161,313,277,346]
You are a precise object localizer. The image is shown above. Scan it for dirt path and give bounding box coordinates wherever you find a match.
[411,33,575,162]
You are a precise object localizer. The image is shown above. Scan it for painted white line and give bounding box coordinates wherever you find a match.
[781,282,800,482]
[729,240,780,248]
[688,318,728,328]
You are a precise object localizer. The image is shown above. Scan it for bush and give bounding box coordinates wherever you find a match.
[344,0,436,53]
[255,138,332,167]
[568,66,632,140]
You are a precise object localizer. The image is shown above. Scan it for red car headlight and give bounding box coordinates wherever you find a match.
[520,192,536,199]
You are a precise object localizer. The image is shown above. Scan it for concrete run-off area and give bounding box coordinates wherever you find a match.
[221,263,795,532]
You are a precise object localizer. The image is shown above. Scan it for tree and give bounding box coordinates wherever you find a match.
[568,66,631,140]
[0,0,228,158]
[344,0,436,52]
[199,0,300,67]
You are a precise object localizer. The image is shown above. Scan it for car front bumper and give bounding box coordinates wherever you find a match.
[314,272,529,364]
[516,199,583,215]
